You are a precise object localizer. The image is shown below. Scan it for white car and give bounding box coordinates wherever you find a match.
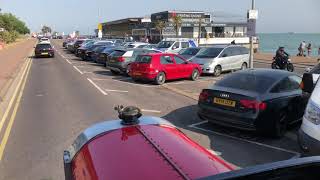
[299,72,320,155]
[156,39,196,54]
[124,42,149,48]
[39,37,50,43]
[190,45,249,76]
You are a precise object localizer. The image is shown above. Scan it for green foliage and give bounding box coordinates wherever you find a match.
[155,21,166,40]
[41,26,52,34]
[172,16,182,37]
[0,13,30,43]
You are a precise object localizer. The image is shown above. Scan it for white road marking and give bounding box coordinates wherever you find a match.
[87,78,108,95]
[188,121,301,157]
[65,59,72,64]
[91,78,109,81]
[91,77,156,88]
[141,109,161,113]
[73,66,83,74]
[104,89,129,93]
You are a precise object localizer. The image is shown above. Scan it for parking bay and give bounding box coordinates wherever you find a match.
[56,41,303,168]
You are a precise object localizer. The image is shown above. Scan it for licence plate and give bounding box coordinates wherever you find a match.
[133,72,142,76]
[41,52,49,55]
[213,98,236,107]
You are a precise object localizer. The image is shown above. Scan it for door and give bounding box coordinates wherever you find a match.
[229,47,243,70]
[170,42,180,54]
[218,48,233,70]
[159,55,177,80]
[173,55,190,78]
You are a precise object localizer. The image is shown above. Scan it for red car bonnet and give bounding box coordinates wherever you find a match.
[71,122,234,180]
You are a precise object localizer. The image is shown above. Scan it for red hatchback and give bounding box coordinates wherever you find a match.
[129,53,202,85]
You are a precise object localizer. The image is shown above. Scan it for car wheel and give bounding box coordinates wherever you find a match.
[271,62,278,69]
[191,69,200,81]
[213,65,222,77]
[155,72,166,85]
[287,63,294,72]
[272,111,288,138]
[241,62,247,70]
[110,70,120,75]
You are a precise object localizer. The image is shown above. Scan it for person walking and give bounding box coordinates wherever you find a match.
[299,41,306,56]
[307,43,312,56]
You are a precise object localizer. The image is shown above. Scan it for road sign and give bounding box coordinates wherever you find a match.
[98,23,103,31]
[98,30,102,39]
[248,10,258,20]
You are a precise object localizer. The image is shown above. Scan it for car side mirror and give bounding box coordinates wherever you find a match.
[222,54,228,57]
[301,73,315,93]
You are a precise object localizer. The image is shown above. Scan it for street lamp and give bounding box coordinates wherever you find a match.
[248,0,257,69]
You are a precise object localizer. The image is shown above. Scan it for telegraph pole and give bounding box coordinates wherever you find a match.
[248,0,257,69]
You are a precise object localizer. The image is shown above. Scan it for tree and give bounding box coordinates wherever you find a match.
[155,20,166,40]
[41,25,52,35]
[172,15,182,38]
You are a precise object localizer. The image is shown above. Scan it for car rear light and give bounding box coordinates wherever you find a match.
[118,57,125,62]
[240,100,267,110]
[199,90,209,102]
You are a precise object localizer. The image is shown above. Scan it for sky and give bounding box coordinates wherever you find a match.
[0,0,319,34]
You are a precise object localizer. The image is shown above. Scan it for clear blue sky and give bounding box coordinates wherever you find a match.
[1,0,319,34]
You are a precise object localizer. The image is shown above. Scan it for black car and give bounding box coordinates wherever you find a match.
[34,43,55,58]
[96,47,118,65]
[82,42,114,61]
[178,47,201,60]
[198,69,309,137]
[91,46,111,63]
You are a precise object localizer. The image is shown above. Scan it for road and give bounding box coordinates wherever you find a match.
[0,40,308,179]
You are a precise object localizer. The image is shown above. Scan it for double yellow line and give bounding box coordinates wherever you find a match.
[0,56,33,161]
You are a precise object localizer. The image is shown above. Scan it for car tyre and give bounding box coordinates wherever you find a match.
[287,63,294,72]
[155,72,166,85]
[213,65,222,77]
[241,62,248,70]
[110,70,120,75]
[191,69,200,81]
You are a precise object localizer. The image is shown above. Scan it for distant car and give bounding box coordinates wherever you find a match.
[125,42,149,48]
[83,41,114,61]
[178,47,202,60]
[96,47,118,65]
[198,69,309,137]
[75,40,96,57]
[156,39,195,53]
[130,53,202,85]
[190,45,249,76]
[34,43,55,58]
[143,44,158,49]
[106,48,160,75]
[91,46,110,63]
[39,37,50,43]
[63,39,73,48]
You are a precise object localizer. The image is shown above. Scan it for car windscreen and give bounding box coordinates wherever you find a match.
[109,50,126,57]
[215,73,276,93]
[196,48,223,58]
[96,42,113,46]
[36,44,52,49]
[179,48,200,56]
[157,41,174,48]
[135,55,152,64]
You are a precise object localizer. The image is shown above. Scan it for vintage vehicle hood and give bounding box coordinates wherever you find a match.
[70,117,233,180]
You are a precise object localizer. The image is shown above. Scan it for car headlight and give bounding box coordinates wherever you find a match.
[304,101,320,125]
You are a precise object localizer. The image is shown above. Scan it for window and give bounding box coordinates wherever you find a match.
[196,48,223,58]
[173,42,180,49]
[110,50,126,57]
[181,42,189,48]
[240,47,249,55]
[220,48,232,57]
[136,55,152,64]
[271,76,301,93]
[231,47,241,56]
[174,56,186,64]
[36,44,52,49]
[160,55,174,64]
[215,73,276,93]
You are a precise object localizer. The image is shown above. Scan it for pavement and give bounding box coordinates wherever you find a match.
[255,52,319,66]
[0,39,313,179]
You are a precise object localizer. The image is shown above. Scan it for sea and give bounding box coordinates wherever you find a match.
[258,33,320,57]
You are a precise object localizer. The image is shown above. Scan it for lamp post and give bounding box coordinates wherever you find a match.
[248,0,257,69]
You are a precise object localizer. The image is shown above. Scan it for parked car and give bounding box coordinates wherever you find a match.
[299,72,320,155]
[156,39,196,53]
[82,41,114,61]
[124,42,149,48]
[34,42,55,58]
[63,39,73,48]
[178,47,202,60]
[130,53,202,85]
[63,106,234,180]
[96,47,118,65]
[106,48,160,75]
[91,46,110,63]
[190,45,249,76]
[198,69,309,137]
[75,40,96,57]
[66,41,76,52]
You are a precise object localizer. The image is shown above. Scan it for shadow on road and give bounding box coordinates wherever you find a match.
[162,105,302,168]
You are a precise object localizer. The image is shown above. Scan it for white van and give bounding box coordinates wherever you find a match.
[156,39,197,54]
[299,72,320,155]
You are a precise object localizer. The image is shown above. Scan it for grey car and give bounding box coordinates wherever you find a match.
[190,45,249,76]
[106,48,160,75]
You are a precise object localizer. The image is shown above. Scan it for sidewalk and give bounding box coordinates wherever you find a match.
[254,53,319,66]
[0,38,36,100]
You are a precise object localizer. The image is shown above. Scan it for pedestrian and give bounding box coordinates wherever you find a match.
[307,43,312,56]
[299,41,306,57]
